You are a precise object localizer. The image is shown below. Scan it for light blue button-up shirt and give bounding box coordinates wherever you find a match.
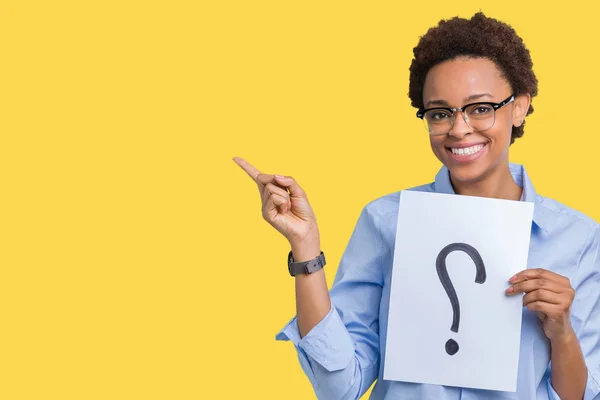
[276,163,600,399]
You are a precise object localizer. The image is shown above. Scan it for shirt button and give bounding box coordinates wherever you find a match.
[333,346,337,351]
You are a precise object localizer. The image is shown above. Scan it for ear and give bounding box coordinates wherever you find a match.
[512,93,531,127]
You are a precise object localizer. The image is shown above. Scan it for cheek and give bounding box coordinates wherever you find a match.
[429,137,445,157]
[499,112,515,142]
[487,114,514,149]
[496,123,514,148]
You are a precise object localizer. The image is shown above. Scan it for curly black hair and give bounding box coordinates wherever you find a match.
[409,12,538,143]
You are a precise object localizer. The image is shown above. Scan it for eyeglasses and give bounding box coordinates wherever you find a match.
[416,94,515,136]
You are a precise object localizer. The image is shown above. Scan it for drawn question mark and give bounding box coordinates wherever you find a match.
[435,242,486,355]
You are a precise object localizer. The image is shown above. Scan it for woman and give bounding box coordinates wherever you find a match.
[233,12,600,400]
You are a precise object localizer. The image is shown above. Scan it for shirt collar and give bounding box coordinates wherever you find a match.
[433,162,547,232]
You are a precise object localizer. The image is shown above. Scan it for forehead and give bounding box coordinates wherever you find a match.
[422,57,511,104]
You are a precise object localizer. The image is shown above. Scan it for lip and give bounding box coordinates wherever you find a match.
[445,143,488,163]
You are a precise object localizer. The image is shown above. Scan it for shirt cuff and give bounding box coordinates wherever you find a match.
[546,376,560,400]
[584,366,600,400]
[276,305,355,372]
[546,367,600,400]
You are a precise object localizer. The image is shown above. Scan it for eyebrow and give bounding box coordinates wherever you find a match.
[425,93,494,108]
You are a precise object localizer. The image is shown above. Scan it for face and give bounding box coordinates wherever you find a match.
[422,57,530,184]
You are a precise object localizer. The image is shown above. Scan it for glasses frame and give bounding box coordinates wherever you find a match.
[416,93,515,135]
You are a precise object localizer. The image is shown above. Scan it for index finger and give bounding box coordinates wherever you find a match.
[509,268,568,285]
[233,157,261,183]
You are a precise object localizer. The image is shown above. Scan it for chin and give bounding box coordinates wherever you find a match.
[446,162,490,184]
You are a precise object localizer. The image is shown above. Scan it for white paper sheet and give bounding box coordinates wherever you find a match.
[383,190,534,392]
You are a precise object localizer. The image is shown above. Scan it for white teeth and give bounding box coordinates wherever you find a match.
[451,144,484,156]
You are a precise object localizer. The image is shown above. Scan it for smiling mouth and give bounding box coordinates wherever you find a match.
[446,144,485,156]
[444,143,488,162]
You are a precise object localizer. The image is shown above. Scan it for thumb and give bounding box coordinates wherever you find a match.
[274,175,305,198]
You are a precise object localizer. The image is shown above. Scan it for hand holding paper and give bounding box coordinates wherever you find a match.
[506,268,576,341]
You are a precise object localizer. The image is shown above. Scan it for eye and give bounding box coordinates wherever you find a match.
[427,110,451,121]
[469,105,493,115]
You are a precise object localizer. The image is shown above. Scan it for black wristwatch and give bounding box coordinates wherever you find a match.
[287,250,326,276]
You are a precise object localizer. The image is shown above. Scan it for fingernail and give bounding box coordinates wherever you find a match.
[274,175,285,180]
[506,286,514,294]
[509,274,517,283]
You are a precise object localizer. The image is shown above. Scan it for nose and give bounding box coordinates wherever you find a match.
[448,111,471,138]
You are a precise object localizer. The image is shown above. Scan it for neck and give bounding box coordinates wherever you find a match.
[450,162,522,201]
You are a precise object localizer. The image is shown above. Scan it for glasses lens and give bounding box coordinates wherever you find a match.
[464,104,496,131]
[423,109,452,135]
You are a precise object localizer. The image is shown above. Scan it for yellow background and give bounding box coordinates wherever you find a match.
[2,1,599,399]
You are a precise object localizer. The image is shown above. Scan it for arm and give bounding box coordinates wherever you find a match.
[548,225,600,400]
[557,225,600,400]
[291,238,331,338]
[277,205,385,400]
[232,160,381,398]
[508,225,600,399]
[549,330,587,399]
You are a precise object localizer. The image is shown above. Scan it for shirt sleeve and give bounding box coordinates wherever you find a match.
[276,204,385,400]
[547,224,600,400]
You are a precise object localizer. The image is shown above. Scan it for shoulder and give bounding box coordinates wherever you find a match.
[360,182,436,224]
[535,194,599,238]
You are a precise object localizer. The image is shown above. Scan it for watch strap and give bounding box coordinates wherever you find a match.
[288,250,326,276]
